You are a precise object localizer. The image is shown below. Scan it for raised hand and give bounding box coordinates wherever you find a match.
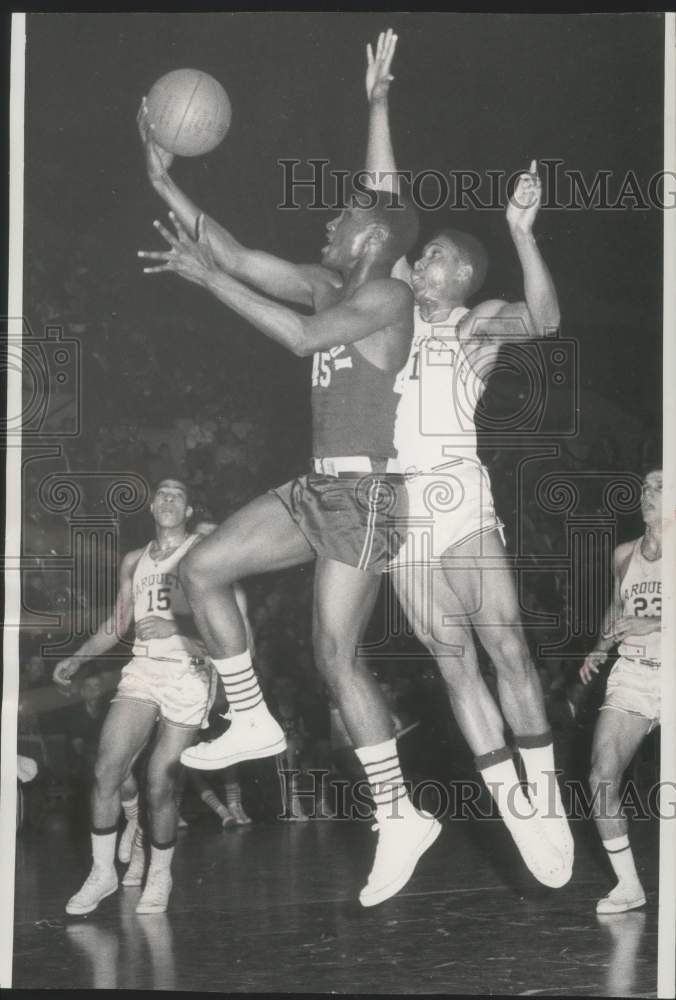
[138,212,217,286]
[137,97,174,185]
[366,29,398,102]
[507,160,542,235]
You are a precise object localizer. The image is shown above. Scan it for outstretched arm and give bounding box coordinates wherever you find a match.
[364,30,411,285]
[139,214,412,363]
[365,29,400,196]
[138,101,329,307]
[505,161,560,337]
[52,550,139,687]
[462,162,560,377]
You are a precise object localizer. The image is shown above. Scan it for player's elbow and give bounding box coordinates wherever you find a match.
[292,333,313,357]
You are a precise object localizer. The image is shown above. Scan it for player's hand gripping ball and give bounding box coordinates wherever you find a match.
[144,69,231,157]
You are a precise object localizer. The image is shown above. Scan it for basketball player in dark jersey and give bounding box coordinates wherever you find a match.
[138,107,441,907]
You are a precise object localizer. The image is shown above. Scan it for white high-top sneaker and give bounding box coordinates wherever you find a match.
[359,806,441,908]
[66,865,119,916]
[136,868,173,915]
[180,708,286,771]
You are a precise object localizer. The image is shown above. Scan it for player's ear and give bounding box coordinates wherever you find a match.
[366,223,389,252]
[457,262,473,287]
[186,504,194,521]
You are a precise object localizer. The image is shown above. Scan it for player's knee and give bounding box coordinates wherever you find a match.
[313,628,351,677]
[178,550,203,595]
[146,770,175,812]
[93,755,124,797]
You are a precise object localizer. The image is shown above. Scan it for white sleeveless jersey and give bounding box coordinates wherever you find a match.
[393,306,485,472]
[617,538,661,662]
[131,534,207,660]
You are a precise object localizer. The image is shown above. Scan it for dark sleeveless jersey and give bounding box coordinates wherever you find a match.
[311,343,399,458]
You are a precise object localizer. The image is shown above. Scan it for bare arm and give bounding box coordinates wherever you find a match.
[364,31,411,284]
[365,30,400,196]
[139,215,413,364]
[462,162,560,378]
[53,550,140,686]
[506,161,560,337]
[579,543,629,684]
[138,101,331,307]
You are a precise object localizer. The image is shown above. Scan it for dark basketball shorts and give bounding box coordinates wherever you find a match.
[271,473,406,574]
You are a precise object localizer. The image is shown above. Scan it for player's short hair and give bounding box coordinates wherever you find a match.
[352,190,420,265]
[435,228,489,297]
[152,477,191,503]
[642,465,662,484]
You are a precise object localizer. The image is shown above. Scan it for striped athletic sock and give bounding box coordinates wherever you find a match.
[224,776,242,809]
[355,738,411,819]
[121,794,139,823]
[603,834,641,887]
[200,789,230,821]
[211,651,265,714]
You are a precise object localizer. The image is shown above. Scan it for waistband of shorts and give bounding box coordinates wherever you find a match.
[140,654,208,667]
[620,656,661,670]
[311,456,401,477]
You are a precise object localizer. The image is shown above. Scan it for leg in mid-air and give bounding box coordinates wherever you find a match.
[179,492,315,771]
[435,528,573,875]
[589,703,652,914]
[136,719,203,914]
[313,555,441,907]
[66,700,158,915]
[393,559,570,887]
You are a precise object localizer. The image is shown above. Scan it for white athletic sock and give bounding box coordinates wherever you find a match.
[355,738,412,820]
[478,755,536,829]
[121,795,139,822]
[516,737,566,819]
[149,842,175,874]
[212,652,266,714]
[603,834,642,888]
[91,829,117,872]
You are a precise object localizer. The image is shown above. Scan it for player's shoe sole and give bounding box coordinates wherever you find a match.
[359,814,442,908]
[66,881,118,916]
[596,892,646,915]
[180,734,287,771]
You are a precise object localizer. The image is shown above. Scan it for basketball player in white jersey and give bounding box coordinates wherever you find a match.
[363,31,572,887]
[53,479,235,916]
[579,468,662,913]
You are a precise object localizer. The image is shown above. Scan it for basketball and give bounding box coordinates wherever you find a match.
[145,69,232,157]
